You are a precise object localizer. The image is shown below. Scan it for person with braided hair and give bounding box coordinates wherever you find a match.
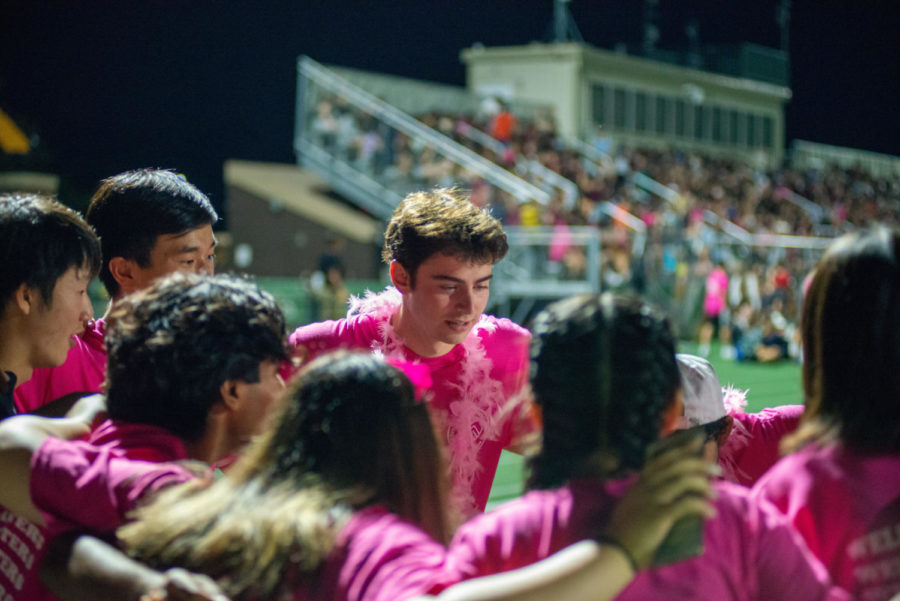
[446,292,849,601]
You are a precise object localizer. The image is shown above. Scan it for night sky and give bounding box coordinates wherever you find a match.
[1,1,897,223]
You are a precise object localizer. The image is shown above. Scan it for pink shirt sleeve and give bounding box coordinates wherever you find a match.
[720,405,804,486]
[30,437,194,533]
[481,318,539,450]
[285,316,381,382]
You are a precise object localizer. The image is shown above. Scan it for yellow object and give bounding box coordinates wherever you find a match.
[0,108,31,154]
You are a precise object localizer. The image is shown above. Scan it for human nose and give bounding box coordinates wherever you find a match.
[456,287,475,314]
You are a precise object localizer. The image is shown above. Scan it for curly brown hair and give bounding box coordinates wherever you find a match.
[381,188,508,285]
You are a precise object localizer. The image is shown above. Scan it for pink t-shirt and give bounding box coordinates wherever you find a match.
[14,319,106,413]
[753,443,900,600]
[720,405,804,487]
[0,420,191,601]
[290,288,536,519]
[295,505,454,601]
[448,477,847,601]
[704,268,729,317]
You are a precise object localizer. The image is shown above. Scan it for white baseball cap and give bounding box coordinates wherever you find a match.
[677,353,726,428]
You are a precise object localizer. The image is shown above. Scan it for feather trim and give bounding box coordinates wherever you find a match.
[349,286,506,516]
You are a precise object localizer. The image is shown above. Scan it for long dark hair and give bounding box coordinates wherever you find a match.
[795,226,900,453]
[119,352,449,599]
[527,293,680,489]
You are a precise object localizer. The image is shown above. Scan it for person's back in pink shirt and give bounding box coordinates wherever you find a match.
[448,478,845,601]
[752,227,900,600]
[754,444,900,599]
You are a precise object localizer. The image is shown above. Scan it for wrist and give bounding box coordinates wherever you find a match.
[595,535,640,574]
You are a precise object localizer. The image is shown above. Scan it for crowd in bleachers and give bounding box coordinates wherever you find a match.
[310,93,900,343]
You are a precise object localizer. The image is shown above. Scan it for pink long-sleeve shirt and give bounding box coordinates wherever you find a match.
[0,420,192,601]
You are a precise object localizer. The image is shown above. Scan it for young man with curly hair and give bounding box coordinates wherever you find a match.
[290,188,538,519]
[0,273,288,601]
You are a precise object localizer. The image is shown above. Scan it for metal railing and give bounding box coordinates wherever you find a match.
[295,56,550,219]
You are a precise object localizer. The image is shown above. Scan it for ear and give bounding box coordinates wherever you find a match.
[14,283,38,315]
[660,389,684,435]
[389,261,412,293]
[107,257,141,295]
[218,379,243,413]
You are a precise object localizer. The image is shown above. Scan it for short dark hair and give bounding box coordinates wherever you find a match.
[104,273,287,441]
[799,226,900,453]
[87,169,218,297]
[381,188,508,285]
[527,293,680,489]
[0,193,101,309]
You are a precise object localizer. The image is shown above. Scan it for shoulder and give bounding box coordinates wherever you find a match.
[476,315,531,341]
[475,315,531,360]
[289,313,383,355]
[751,445,837,508]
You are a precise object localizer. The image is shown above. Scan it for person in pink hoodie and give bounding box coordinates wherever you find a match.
[447,293,848,601]
[0,273,288,601]
[753,226,900,601]
[290,188,538,520]
[14,169,218,415]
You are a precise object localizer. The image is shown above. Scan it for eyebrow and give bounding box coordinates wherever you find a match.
[174,237,217,255]
[432,274,493,284]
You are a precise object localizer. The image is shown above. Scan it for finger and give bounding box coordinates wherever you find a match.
[642,435,705,474]
[164,569,230,601]
[639,456,717,490]
[665,495,717,523]
[651,474,716,506]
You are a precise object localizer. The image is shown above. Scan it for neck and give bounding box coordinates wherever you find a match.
[183,418,230,464]
[391,305,454,358]
[0,321,33,386]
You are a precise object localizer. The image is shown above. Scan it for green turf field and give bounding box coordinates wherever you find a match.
[486,342,803,508]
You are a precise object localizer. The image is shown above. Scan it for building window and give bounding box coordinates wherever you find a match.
[728,110,739,145]
[675,100,686,137]
[763,116,774,149]
[592,84,606,126]
[693,105,705,140]
[747,114,758,147]
[636,92,648,132]
[614,88,626,129]
[655,96,668,134]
